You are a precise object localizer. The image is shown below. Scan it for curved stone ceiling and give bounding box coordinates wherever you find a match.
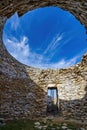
[0,0,87,29]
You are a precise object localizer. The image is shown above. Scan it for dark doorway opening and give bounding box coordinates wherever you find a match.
[47,87,58,115]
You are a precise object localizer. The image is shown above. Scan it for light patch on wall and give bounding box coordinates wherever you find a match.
[59,83,86,100]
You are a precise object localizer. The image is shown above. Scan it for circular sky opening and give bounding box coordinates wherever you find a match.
[3,6,87,69]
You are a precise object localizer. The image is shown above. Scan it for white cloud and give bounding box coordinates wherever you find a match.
[43,33,73,60]
[44,33,63,54]
[3,34,85,69]
[31,55,80,69]
[10,12,19,31]
[4,36,30,64]
[4,35,45,66]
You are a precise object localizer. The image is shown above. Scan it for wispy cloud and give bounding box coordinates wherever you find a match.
[3,35,85,69]
[4,35,30,64]
[3,35,45,66]
[43,32,73,60]
[10,12,19,31]
[32,55,81,69]
[44,33,63,55]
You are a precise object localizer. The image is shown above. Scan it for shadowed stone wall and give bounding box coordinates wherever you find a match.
[0,0,87,121]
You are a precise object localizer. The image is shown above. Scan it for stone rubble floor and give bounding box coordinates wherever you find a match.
[34,122,87,130]
[0,118,87,130]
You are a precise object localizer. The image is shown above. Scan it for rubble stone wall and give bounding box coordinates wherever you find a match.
[0,0,87,121]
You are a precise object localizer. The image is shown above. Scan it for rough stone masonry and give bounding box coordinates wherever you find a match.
[0,0,87,121]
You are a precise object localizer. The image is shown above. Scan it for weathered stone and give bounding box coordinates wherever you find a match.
[51,128,56,130]
[34,122,40,126]
[0,0,87,122]
[80,128,86,130]
[0,118,5,127]
[43,125,48,129]
[61,126,68,130]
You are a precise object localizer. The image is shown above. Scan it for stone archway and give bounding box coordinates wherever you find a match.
[0,1,87,120]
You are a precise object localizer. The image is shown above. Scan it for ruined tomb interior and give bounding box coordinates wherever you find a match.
[0,0,87,121]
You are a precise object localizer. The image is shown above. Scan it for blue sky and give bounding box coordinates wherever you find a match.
[3,7,87,68]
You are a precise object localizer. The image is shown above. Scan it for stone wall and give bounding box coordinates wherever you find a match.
[25,55,87,121]
[0,52,87,120]
[0,0,87,121]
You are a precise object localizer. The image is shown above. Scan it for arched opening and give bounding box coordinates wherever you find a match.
[3,6,87,69]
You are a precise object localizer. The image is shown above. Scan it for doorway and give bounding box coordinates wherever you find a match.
[47,87,58,115]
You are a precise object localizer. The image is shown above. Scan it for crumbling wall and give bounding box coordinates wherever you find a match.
[26,54,87,121]
[0,0,87,120]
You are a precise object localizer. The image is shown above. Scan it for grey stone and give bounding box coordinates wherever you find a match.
[34,122,40,126]
[51,128,56,130]
[80,128,86,130]
[61,126,68,130]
